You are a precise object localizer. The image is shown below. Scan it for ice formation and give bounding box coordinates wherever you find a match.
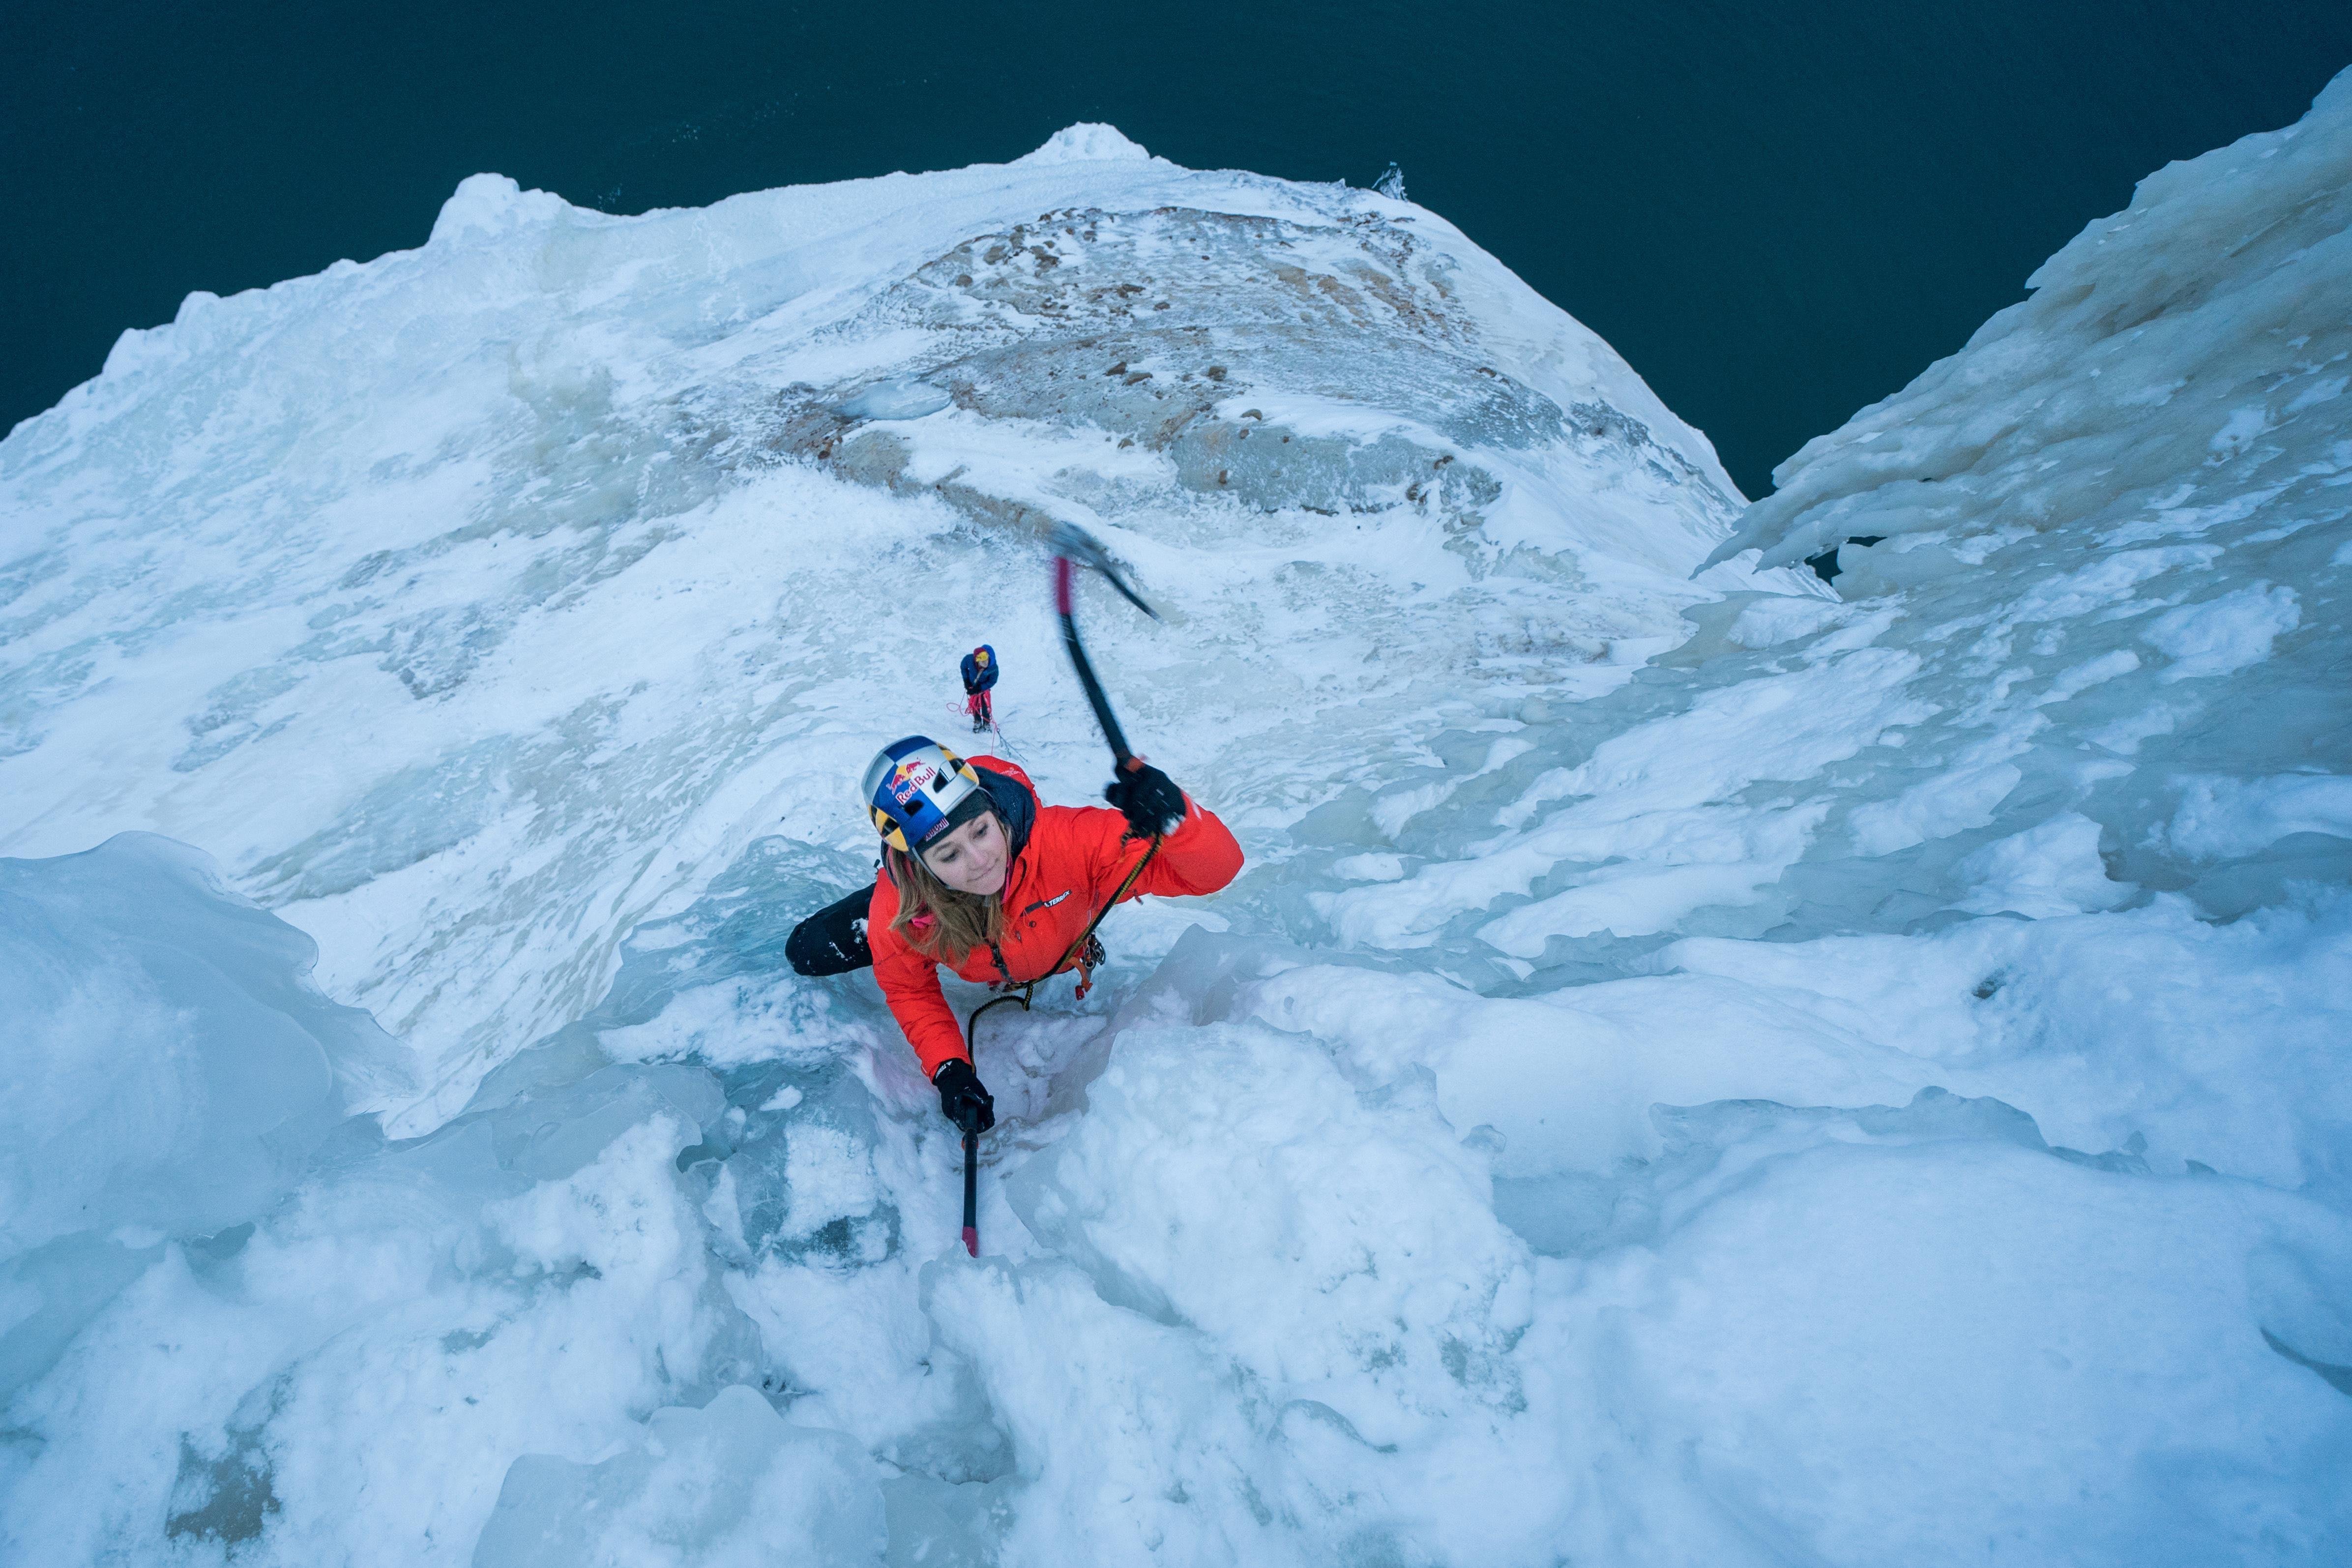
[2,71,2348,1566]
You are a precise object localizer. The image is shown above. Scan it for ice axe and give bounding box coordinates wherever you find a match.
[1049,521,1157,770]
[942,526,1160,1264]
[941,528,1155,1263]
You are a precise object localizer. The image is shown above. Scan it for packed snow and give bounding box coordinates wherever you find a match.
[3,70,2349,1566]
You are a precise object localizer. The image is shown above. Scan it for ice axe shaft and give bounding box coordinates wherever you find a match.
[1056,558,1135,766]
[1050,523,1156,769]
[956,991,1031,1259]
[961,1131,979,1257]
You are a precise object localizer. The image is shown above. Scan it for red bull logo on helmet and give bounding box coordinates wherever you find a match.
[888,758,939,807]
[864,737,981,851]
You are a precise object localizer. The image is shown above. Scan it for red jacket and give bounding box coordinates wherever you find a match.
[868,757,1243,1079]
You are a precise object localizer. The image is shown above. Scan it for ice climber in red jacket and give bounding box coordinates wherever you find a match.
[783,735,1242,1134]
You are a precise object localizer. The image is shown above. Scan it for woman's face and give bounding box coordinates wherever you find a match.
[922,810,1009,897]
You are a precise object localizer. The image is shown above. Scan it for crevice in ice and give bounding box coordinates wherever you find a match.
[2262,1331,2352,1400]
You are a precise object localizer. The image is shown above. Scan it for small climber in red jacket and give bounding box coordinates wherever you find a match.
[784,735,1242,1133]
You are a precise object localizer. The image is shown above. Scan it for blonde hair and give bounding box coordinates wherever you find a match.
[884,831,1006,965]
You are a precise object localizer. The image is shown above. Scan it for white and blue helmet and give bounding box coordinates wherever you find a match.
[863,736,990,854]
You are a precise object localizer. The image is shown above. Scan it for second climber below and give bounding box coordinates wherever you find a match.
[960,645,999,733]
[788,735,1242,1136]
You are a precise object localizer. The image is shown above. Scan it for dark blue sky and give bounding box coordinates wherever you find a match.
[6,1,2348,493]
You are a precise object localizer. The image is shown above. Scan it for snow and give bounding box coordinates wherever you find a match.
[1010,123,1159,167]
[475,1385,884,1568]
[1951,811,2131,917]
[4,71,2352,1568]
[2144,579,2301,680]
[2165,771,2352,859]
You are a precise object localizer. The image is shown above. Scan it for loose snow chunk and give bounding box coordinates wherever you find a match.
[472,1387,884,1567]
[486,1115,703,1279]
[2210,403,2273,456]
[1848,758,2022,856]
[2144,581,2300,681]
[2165,773,2352,859]
[1724,594,1848,649]
[1954,812,2131,918]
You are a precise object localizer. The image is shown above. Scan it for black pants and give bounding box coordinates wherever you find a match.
[786,885,875,976]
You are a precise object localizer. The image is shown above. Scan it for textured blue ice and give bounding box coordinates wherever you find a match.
[3,87,2350,1565]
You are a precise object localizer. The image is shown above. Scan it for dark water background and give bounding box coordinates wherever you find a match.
[7,0,2348,494]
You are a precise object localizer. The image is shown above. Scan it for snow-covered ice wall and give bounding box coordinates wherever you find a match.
[3,75,2349,1567]
[1,122,1739,1133]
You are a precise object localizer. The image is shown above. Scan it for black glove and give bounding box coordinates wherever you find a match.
[1103,761,1186,839]
[934,1058,995,1136]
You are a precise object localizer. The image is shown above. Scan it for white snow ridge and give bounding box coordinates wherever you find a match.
[3,72,2350,1566]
